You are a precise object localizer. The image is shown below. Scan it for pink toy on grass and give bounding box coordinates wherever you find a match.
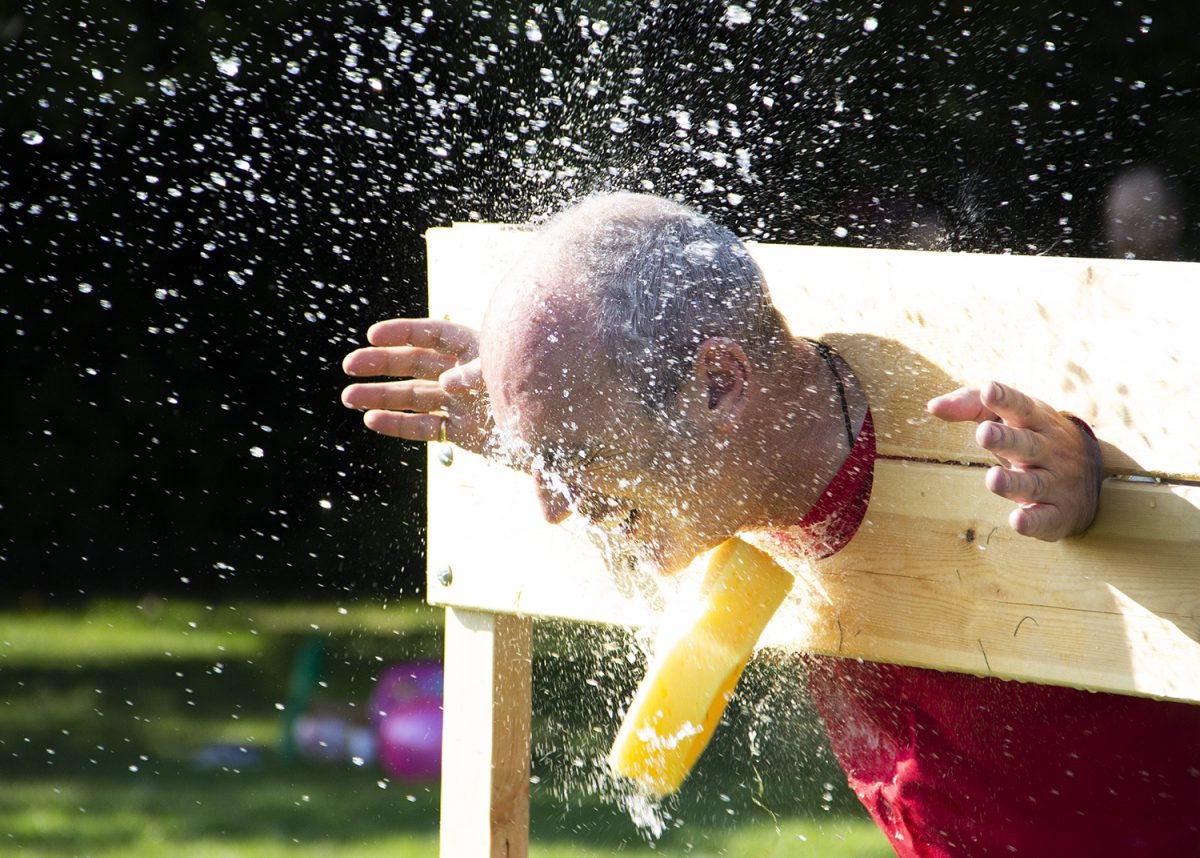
[370,662,444,780]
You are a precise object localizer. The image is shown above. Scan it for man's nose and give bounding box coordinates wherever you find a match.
[533,468,573,524]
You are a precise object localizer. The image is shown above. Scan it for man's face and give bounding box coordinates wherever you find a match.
[481,300,726,577]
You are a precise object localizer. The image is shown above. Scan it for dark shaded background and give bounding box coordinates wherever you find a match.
[2,0,1196,602]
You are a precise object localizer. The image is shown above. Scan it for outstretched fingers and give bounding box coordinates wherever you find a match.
[341,319,491,455]
[342,346,458,380]
[362,409,447,442]
[985,464,1047,504]
[976,420,1043,467]
[928,380,1102,541]
[341,379,444,413]
[927,381,1048,430]
[925,387,997,423]
[439,357,484,394]
[1007,504,1063,541]
[367,319,480,361]
[979,381,1047,430]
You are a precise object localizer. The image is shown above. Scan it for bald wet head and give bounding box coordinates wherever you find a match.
[478,193,795,573]
[481,192,788,440]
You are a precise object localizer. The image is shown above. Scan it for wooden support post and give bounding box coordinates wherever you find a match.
[439,607,533,858]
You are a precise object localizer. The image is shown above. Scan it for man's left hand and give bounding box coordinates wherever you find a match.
[927,381,1104,541]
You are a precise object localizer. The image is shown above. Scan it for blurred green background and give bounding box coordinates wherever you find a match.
[1,600,890,856]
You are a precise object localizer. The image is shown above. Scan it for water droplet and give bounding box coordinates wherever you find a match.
[725,4,752,26]
[319,499,332,509]
[1061,191,1074,201]
[834,226,849,238]
[159,77,177,96]
[609,117,629,134]
[91,68,105,81]
[215,55,241,77]
[22,130,44,146]
[249,446,264,458]
[591,19,610,36]
[524,20,542,42]
[863,17,879,32]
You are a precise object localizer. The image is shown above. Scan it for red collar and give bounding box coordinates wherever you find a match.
[780,410,877,559]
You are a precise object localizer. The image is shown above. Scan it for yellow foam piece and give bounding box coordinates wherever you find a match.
[606,537,794,798]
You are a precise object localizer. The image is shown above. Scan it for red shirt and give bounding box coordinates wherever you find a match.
[778,411,1200,857]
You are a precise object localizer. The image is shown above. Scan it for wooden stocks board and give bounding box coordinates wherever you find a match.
[424,223,1200,704]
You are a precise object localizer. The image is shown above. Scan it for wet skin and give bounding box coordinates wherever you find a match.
[478,288,766,576]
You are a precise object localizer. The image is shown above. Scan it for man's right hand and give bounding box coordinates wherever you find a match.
[927,381,1104,541]
[341,318,491,455]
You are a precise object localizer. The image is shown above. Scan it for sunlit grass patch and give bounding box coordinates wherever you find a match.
[0,603,264,667]
[0,599,442,668]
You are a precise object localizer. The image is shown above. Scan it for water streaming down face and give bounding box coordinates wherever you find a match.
[2,0,1196,849]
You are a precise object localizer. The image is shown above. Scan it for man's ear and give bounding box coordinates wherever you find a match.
[690,337,752,431]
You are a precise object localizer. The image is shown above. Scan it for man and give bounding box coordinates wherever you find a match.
[343,194,1200,856]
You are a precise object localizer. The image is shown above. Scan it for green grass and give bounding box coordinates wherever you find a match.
[0,599,891,856]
